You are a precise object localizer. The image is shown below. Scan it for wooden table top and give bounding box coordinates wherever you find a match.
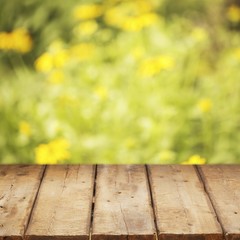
[0,165,239,240]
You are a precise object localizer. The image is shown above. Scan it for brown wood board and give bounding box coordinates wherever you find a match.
[25,165,95,240]
[0,165,45,240]
[92,165,156,240]
[199,165,240,240]
[148,165,223,240]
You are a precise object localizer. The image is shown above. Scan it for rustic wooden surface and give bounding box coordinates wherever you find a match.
[0,165,44,240]
[25,165,95,240]
[1,165,240,240]
[199,165,240,240]
[148,165,223,240]
[92,165,156,240]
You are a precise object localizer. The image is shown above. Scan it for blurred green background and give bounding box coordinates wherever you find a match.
[0,0,240,164]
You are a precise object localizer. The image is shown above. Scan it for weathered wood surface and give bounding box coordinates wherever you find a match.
[0,165,44,240]
[92,165,156,240]
[25,165,95,240]
[199,165,240,240]
[148,165,223,240]
[2,165,240,240]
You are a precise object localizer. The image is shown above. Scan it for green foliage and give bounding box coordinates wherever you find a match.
[0,0,240,164]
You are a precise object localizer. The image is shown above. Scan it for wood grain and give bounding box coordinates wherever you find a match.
[199,165,240,240]
[92,165,156,240]
[25,165,95,240]
[0,165,45,240]
[148,165,223,240]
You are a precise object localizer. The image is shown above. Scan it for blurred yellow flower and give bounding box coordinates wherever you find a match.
[53,50,69,68]
[197,98,212,113]
[226,5,240,23]
[104,7,124,28]
[104,1,157,31]
[34,53,54,72]
[182,155,206,165]
[34,40,69,72]
[47,70,64,84]
[0,28,32,53]
[139,55,175,77]
[19,121,32,137]
[35,138,70,164]
[34,50,68,73]
[69,43,95,61]
[121,13,159,32]
[73,4,103,20]
[74,20,98,36]
[136,0,154,12]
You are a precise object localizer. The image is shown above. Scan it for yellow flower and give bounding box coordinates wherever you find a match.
[35,138,70,164]
[226,5,240,23]
[73,4,103,20]
[104,6,125,27]
[139,55,175,77]
[19,121,32,137]
[12,28,33,53]
[69,43,95,61]
[197,98,212,113]
[74,20,98,36]
[53,50,69,68]
[34,50,68,73]
[182,155,206,165]
[120,13,159,32]
[0,28,32,53]
[104,1,157,31]
[34,40,69,73]
[34,52,54,73]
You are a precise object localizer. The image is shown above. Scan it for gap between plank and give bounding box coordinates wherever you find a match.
[23,165,47,237]
[89,165,98,240]
[145,165,159,240]
[195,165,226,240]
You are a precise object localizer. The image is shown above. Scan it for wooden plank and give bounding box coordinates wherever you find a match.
[92,165,156,240]
[25,165,95,240]
[199,165,240,240]
[0,165,44,240]
[148,165,223,240]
